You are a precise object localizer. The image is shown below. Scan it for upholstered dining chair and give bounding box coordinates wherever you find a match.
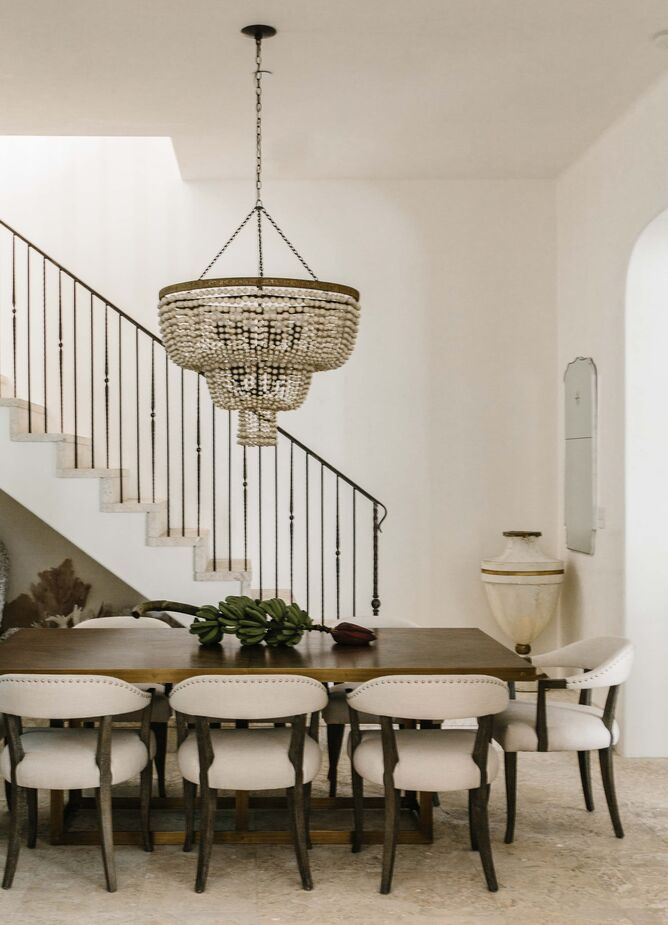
[347,674,509,894]
[323,683,375,796]
[75,615,171,797]
[491,636,634,843]
[0,673,154,892]
[170,674,328,893]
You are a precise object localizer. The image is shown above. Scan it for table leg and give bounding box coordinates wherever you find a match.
[235,790,249,831]
[49,790,65,845]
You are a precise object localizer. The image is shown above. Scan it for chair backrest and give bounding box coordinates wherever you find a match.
[347,674,509,721]
[170,674,329,720]
[531,636,634,690]
[74,616,170,630]
[0,673,151,720]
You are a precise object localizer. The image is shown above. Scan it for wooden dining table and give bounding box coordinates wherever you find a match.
[0,626,536,848]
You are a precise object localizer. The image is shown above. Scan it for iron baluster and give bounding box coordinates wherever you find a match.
[150,341,155,503]
[104,304,109,468]
[165,355,171,535]
[320,462,325,623]
[243,446,248,571]
[73,280,78,467]
[352,490,357,617]
[180,368,185,537]
[196,375,201,536]
[211,402,217,568]
[135,327,141,502]
[89,293,95,468]
[42,257,47,432]
[258,446,263,598]
[227,410,232,571]
[11,234,16,397]
[372,502,381,616]
[289,441,294,601]
[274,443,279,598]
[58,270,63,432]
[118,313,123,503]
[335,476,340,621]
[305,453,310,614]
[26,245,31,431]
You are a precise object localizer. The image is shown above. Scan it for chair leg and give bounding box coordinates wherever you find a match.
[183,780,197,853]
[95,783,117,893]
[288,785,313,890]
[470,786,498,892]
[578,750,594,812]
[504,752,517,844]
[599,747,624,838]
[380,788,400,894]
[4,780,12,811]
[140,763,153,853]
[326,724,345,798]
[468,789,478,851]
[2,784,25,889]
[195,783,216,893]
[26,789,37,849]
[351,762,364,853]
[304,782,313,850]
[151,722,168,799]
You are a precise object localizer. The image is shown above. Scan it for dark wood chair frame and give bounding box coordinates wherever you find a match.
[1,702,153,892]
[174,710,320,893]
[504,675,623,844]
[348,705,499,894]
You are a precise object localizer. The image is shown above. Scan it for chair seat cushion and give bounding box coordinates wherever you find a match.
[0,728,155,790]
[351,728,499,793]
[322,684,378,725]
[492,699,619,752]
[178,728,322,790]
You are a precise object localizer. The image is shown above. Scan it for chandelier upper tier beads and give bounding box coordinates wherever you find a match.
[158,24,361,447]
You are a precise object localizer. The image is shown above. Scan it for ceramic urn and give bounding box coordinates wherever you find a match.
[480,531,564,655]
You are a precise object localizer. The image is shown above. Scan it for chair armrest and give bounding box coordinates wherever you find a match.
[536,678,567,751]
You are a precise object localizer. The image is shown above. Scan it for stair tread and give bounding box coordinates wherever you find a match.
[12,432,91,445]
[56,467,128,478]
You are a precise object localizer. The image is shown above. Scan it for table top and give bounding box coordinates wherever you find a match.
[0,627,536,684]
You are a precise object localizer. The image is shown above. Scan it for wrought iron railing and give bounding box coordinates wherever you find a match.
[0,218,386,621]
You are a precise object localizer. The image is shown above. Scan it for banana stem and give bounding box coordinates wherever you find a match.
[307,624,333,634]
[132,600,200,619]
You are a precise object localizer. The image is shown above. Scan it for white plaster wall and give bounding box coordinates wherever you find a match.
[557,70,668,755]
[0,138,557,640]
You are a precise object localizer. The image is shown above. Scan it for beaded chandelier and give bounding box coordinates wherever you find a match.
[158,25,360,447]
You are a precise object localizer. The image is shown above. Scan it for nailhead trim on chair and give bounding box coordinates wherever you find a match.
[347,676,506,701]
[564,652,631,688]
[172,676,325,691]
[0,676,151,697]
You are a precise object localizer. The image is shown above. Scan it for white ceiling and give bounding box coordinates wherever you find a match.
[1,0,668,179]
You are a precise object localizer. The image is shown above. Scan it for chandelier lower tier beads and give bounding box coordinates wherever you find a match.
[158,26,361,447]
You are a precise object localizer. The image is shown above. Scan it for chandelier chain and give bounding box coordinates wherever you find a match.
[255,35,264,277]
[261,207,318,281]
[198,207,256,280]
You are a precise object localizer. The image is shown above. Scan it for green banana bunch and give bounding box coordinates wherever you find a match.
[188,595,315,648]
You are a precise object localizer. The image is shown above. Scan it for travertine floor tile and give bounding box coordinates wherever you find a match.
[0,729,665,924]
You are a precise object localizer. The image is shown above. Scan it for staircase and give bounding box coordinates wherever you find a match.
[0,218,386,624]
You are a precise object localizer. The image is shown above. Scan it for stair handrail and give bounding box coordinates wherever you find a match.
[0,215,387,526]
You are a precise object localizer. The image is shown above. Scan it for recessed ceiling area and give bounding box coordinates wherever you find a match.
[1,0,668,179]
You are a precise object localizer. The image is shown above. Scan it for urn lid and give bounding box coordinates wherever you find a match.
[481,531,563,573]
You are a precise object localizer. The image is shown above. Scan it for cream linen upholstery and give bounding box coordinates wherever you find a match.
[178,727,322,790]
[74,617,171,721]
[347,675,508,895]
[348,674,508,722]
[0,673,150,720]
[530,637,634,690]
[170,674,329,721]
[494,636,634,846]
[0,727,155,790]
[350,728,499,792]
[492,700,619,752]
